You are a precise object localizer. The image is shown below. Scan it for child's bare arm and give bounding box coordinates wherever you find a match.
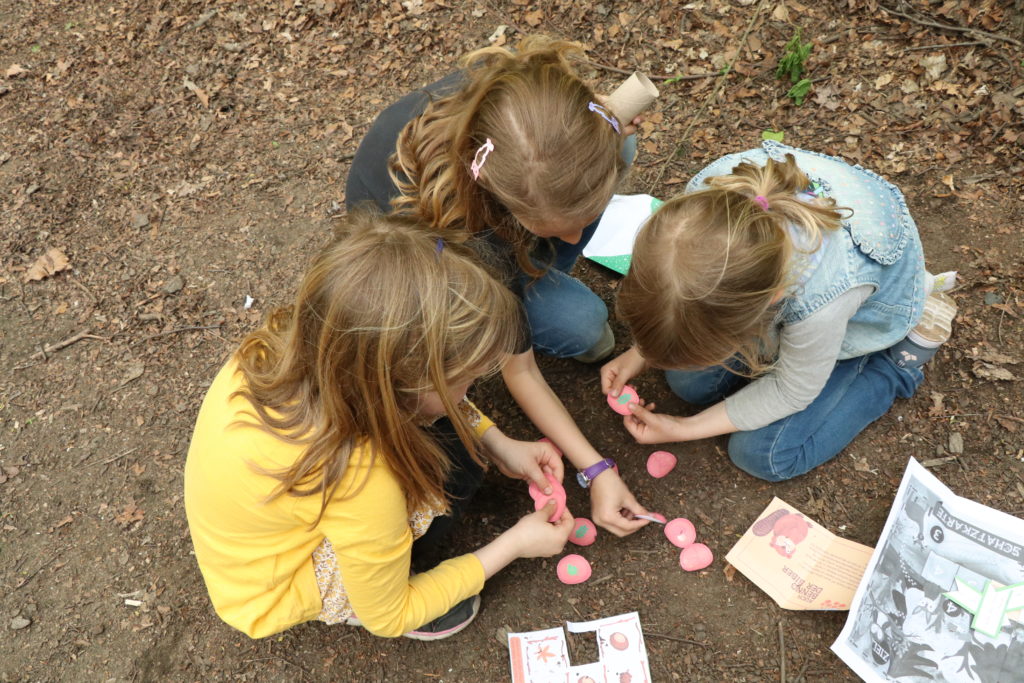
[502,349,649,536]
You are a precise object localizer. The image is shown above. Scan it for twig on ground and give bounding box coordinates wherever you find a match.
[13,545,69,591]
[585,60,720,81]
[879,2,1022,47]
[13,329,105,370]
[649,0,769,192]
[645,631,708,648]
[778,621,786,682]
[85,447,138,468]
[903,40,986,51]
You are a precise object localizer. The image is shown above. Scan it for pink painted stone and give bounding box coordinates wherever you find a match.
[607,385,640,415]
[556,554,592,585]
[646,450,677,478]
[569,517,597,546]
[537,437,563,458]
[679,543,714,571]
[528,472,567,523]
[664,517,697,548]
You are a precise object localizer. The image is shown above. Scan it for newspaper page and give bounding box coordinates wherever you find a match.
[832,457,1024,682]
[726,497,874,610]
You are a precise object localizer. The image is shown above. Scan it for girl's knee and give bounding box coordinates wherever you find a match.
[727,435,810,482]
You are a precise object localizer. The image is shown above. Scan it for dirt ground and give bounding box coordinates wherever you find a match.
[1,1,1022,681]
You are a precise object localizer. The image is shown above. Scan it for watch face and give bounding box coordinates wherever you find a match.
[576,472,589,488]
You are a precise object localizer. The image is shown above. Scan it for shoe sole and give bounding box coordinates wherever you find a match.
[402,595,481,641]
[909,292,957,347]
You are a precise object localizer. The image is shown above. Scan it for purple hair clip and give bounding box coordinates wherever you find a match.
[470,138,494,181]
[435,237,444,259]
[753,195,770,210]
[588,101,620,134]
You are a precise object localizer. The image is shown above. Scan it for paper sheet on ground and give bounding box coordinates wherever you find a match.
[831,458,1024,682]
[507,611,651,683]
[726,497,874,610]
[583,194,663,275]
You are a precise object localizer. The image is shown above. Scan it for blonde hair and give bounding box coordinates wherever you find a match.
[233,212,523,522]
[619,154,850,373]
[391,35,626,276]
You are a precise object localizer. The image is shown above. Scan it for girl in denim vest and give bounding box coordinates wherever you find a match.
[601,142,956,481]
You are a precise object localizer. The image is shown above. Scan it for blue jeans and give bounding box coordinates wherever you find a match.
[664,352,923,481]
[521,134,637,358]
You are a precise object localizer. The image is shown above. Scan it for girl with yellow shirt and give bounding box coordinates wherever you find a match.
[184,213,573,640]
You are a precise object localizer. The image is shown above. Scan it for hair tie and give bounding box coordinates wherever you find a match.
[434,237,444,259]
[587,101,621,134]
[753,195,770,210]
[470,138,494,181]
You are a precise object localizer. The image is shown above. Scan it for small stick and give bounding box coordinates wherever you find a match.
[585,60,719,81]
[903,40,986,51]
[13,545,69,591]
[14,329,104,369]
[85,447,138,468]
[645,631,708,648]
[778,621,786,682]
[879,2,1022,47]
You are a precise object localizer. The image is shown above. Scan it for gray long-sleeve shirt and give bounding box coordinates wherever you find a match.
[724,285,873,431]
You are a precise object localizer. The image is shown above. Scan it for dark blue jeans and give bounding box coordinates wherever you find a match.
[665,351,923,481]
[519,134,638,358]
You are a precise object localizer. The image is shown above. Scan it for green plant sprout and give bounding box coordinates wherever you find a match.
[776,28,813,83]
[786,78,812,106]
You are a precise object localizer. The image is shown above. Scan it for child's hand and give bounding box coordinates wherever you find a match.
[588,469,650,537]
[484,429,564,492]
[623,400,686,444]
[621,114,644,137]
[511,502,574,559]
[601,345,648,398]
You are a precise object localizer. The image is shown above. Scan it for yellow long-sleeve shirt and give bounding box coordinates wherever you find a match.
[184,358,490,638]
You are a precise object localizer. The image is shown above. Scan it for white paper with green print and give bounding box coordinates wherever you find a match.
[583,194,663,275]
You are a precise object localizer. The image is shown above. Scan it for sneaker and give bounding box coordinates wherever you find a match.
[572,322,615,364]
[908,292,957,348]
[403,595,481,641]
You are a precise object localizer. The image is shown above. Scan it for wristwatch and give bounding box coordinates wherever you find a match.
[576,458,616,489]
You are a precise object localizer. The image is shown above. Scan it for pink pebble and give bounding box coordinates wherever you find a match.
[679,543,714,571]
[528,473,567,523]
[664,518,697,548]
[569,518,597,546]
[646,450,677,478]
[538,437,563,458]
[607,385,640,415]
[556,554,592,585]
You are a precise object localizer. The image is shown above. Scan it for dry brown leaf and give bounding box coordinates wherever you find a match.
[928,391,945,417]
[523,9,543,27]
[875,73,894,89]
[976,349,1020,365]
[972,362,1017,381]
[183,78,209,108]
[772,4,790,21]
[24,247,71,282]
[723,562,737,582]
[5,63,26,78]
[114,498,145,526]
[920,54,947,82]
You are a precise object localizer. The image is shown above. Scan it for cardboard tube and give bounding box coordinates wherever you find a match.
[606,72,660,126]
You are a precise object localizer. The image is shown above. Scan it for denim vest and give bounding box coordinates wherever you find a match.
[686,142,927,359]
